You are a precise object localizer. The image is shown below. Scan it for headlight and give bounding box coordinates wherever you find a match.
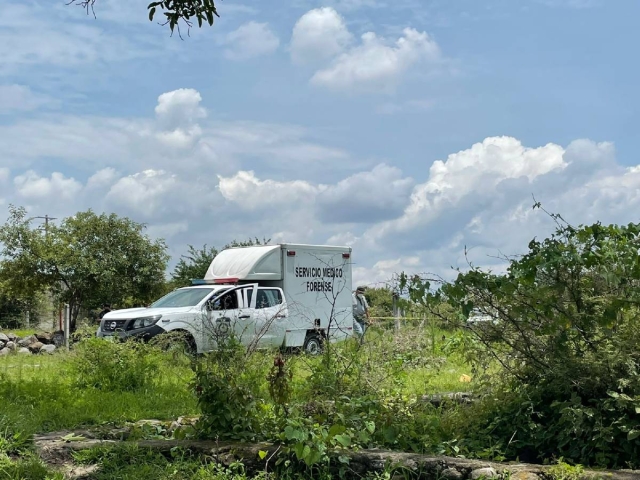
[130,315,162,330]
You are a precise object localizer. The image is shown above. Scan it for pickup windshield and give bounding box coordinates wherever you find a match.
[150,288,215,308]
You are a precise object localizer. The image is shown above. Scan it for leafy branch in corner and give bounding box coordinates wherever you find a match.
[66,0,220,38]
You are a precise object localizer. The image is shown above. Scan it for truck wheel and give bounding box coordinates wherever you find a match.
[303,333,323,355]
[165,330,197,356]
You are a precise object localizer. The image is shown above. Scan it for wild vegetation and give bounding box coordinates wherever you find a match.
[1,204,640,477]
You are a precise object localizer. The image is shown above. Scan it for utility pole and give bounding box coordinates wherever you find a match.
[33,215,57,235]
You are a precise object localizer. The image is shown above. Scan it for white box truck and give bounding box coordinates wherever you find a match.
[97,244,354,354]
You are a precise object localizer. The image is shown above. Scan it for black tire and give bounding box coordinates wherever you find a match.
[157,330,197,356]
[302,332,324,355]
[178,333,197,356]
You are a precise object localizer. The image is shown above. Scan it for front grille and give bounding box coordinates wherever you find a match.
[102,319,127,332]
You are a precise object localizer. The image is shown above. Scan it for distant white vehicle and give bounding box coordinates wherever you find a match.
[97,244,354,354]
[467,308,499,324]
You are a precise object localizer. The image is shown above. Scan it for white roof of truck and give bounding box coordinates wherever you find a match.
[204,245,282,281]
[204,243,352,282]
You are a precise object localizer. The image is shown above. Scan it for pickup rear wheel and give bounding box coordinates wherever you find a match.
[303,332,324,355]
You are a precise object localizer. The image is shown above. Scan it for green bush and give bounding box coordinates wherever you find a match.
[192,336,269,441]
[429,213,640,468]
[69,337,162,392]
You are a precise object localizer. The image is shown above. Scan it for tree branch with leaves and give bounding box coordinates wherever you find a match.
[66,0,220,37]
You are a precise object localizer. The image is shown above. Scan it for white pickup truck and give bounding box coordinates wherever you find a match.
[97,243,354,354]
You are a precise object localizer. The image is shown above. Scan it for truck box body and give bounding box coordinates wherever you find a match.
[204,244,354,346]
[97,243,354,353]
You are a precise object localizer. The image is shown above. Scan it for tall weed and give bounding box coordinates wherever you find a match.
[69,337,162,392]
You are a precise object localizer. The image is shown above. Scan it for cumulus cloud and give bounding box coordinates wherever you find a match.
[290,7,442,92]
[106,169,181,217]
[310,28,441,91]
[373,136,566,239]
[219,22,280,61]
[86,168,119,191]
[290,8,352,64]
[13,171,82,200]
[153,88,209,149]
[217,170,323,210]
[155,89,206,131]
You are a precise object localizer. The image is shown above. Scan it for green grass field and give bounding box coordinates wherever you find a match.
[0,324,476,479]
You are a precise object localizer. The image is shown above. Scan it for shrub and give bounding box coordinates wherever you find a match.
[192,336,269,441]
[427,212,640,468]
[69,337,162,392]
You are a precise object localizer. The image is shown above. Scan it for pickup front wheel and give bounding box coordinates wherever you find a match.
[303,332,324,355]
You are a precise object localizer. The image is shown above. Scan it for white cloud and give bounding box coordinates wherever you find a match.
[217,170,323,210]
[106,169,180,217]
[219,22,280,61]
[0,168,9,183]
[13,171,82,200]
[290,8,352,64]
[372,136,566,237]
[153,89,207,149]
[310,28,441,92]
[155,89,206,130]
[0,85,55,114]
[86,168,119,190]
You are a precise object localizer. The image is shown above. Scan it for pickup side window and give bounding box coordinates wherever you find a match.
[210,291,239,311]
[256,288,283,309]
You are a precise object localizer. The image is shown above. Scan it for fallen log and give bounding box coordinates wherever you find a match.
[33,430,640,480]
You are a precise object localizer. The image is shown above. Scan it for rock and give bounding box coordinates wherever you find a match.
[510,472,540,480]
[441,467,464,480]
[0,333,9,343]
[40,345,56,354]
[6,333,17,341]
[17,347,31,355]
[0,340,5,349]
[28,342,44,353]
[35,332,52,344]
[0,347,10,356]
[17,335,37,347]
[471,468,498,479]
[5,341,15,351]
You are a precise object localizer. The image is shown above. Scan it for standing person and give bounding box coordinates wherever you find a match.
[352,286,370,340]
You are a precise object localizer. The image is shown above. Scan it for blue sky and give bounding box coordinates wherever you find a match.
[0,0,637,286]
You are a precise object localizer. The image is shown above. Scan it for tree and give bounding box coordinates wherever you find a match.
[170,237,271,288]
[67,0,220,36]
[363,287,394,318]
[0,206,169,331]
